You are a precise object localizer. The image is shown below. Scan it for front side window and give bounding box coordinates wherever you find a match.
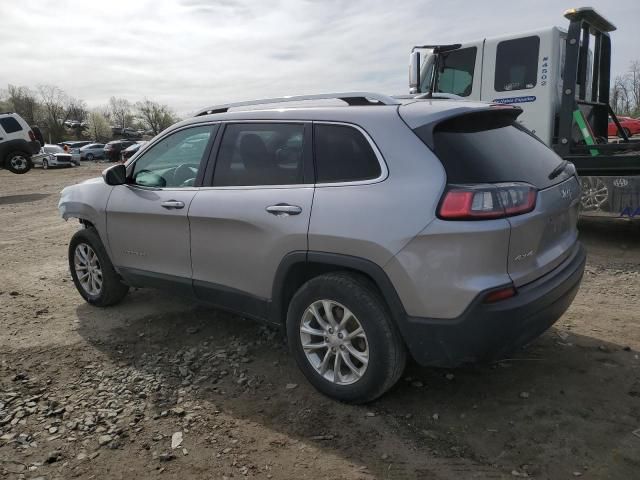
[131,125,215,188]
[0,117,23,134]
[314,124,381,183]
[495,36,540,92]
[213,123,305,187]
[434,47,477,97]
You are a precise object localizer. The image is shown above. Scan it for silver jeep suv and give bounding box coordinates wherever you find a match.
[59,93,586,403]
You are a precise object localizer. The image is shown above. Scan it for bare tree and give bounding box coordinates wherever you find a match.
[37,85,71,143]
[628,61,640,117]
[108,96,131,130]
[67,97,88,123]
[5,85,39,125]
[135,99,178,135]
[86,109,112,142]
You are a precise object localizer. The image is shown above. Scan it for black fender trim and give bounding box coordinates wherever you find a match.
[269,251,408,331]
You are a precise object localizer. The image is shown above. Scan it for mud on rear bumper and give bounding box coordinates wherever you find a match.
[401,242,586,367]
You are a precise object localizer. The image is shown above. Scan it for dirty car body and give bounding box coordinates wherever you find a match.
[59,92,585,402]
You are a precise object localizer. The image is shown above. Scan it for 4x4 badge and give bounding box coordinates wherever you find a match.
[560,188,573,200]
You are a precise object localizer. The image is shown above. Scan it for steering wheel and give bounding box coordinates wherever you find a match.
[173,163,196,186]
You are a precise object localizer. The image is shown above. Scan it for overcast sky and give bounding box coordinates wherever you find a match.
[1,0,639,115]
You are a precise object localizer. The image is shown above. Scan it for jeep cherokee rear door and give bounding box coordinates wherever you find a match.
[188,122,314,319]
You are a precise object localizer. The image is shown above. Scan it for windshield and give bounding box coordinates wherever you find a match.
[44,145,64,153]
[419,48,477,97]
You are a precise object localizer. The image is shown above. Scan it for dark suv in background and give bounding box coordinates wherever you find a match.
[104,140,137,161]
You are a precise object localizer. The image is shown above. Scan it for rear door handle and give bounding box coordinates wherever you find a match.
[161,200,185,209]
[266,204,302,216]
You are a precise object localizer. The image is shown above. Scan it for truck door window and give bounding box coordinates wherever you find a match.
[495,36,540,92]
[435,47,477,97]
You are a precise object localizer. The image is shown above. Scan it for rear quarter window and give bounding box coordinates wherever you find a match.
[0,117,23,134]
[314,124,381,183]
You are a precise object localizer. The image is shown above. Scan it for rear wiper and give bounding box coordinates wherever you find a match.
[548,160,569,180]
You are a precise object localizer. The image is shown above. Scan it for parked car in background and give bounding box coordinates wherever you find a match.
[121,141,148,161]
[0,112,41,174]
[608,116,640,138]
[60,141,92,149]
[32,144,74,169]
[78,143,106,161]
[104,140,136,161]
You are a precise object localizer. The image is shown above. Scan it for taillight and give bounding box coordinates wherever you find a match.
[438,182,537,220]
[28,130,35,141]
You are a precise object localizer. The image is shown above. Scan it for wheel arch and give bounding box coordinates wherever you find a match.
[270,251,407,329]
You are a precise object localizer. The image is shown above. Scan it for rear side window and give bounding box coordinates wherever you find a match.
[213,123,305,186]
[435,47,477,97]
[314,124,381,183]
[0,117,23,134]
[495,36,540,92]
[417,111,564,189]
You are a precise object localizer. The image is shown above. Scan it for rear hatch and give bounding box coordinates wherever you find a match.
[413,108,580,287]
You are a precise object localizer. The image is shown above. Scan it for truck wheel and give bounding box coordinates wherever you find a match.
[5,151,32,174]
[618,127,631,138]
[286,272,406,404]
[580,176,609,211]
[69,227,129,307]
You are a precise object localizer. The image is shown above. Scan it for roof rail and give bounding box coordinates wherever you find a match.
[195,92,401,116]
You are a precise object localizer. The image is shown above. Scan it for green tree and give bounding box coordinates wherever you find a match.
[86,109,112,142]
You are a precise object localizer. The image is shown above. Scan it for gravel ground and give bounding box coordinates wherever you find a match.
[1,163,639,480]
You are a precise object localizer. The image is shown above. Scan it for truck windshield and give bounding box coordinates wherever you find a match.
[421,47,477,97]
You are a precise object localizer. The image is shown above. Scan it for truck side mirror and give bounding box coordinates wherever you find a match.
[409,51,421,94]
[102,164,126,186]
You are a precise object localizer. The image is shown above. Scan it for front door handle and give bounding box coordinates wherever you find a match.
[161,200,185,209]
[266,204,302,216]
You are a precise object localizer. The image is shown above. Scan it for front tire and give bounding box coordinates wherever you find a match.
[69,228,129,307]
[86,153,94,161]
[286,272,406,403]
[5,151,32,174]
[43,159,49,169]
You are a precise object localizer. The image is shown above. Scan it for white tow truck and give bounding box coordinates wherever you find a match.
[408,7,640,217]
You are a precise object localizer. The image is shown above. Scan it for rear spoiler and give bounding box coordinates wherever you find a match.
[400,103,522,149]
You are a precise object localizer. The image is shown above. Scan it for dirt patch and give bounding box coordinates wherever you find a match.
[1,164,639,479]
[0,193,51,205]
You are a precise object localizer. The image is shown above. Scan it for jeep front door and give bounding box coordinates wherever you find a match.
[106,124,218,289]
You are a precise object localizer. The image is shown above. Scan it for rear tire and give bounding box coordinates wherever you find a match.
[69,228,129,307]
[5,151,32,174]
[286,272,406,403]
[86,153,94,161]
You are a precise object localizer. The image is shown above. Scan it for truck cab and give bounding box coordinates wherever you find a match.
[409,7,640,217]
[412,27,568,145]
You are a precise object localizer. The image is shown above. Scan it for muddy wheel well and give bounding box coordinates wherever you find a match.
[273,256,400,326]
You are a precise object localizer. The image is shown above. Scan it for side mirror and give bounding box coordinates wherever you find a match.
[409,51,421,94]
[102,164,126,186]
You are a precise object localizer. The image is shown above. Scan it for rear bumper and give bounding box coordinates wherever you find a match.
[401,242,586,367]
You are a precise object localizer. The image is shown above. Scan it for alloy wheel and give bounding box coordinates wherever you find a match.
[74,243,103,296]
[300,299,369,385]
[580,177,609,211]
